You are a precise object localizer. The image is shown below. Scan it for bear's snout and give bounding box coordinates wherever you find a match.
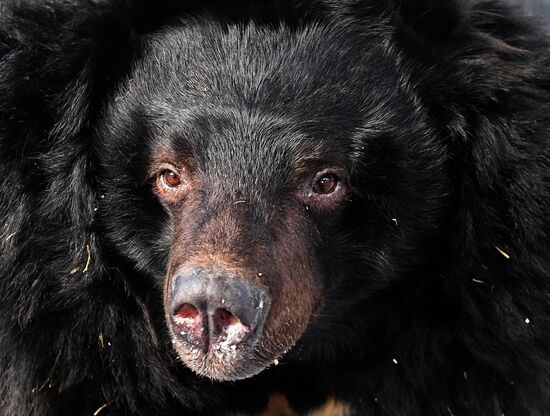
[168,268,270,363]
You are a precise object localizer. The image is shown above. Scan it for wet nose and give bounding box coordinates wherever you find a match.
[169,268,269,353]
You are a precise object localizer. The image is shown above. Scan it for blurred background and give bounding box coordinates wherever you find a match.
[509,0,550,17]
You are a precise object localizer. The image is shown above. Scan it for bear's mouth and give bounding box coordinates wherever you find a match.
[169,326,278,382]
[168,306,280,381]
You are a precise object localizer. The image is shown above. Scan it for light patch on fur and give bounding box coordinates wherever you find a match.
[82,244,92,273]
[261,394,349,416]
[5,232,16,241]
[495,246,510,259]
[92,401,112,416]
[309,398,349,416]
[262,393,294,416]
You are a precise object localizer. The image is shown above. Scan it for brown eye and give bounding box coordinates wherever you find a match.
[153,163,194,203]
[162,170,182,188]
[313,173,339,194]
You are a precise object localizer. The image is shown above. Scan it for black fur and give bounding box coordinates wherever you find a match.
[0,1,549,415]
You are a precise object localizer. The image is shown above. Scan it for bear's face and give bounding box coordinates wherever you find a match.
[97,22,448,380]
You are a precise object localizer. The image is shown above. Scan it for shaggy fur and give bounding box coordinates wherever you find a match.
[0,0,549,415]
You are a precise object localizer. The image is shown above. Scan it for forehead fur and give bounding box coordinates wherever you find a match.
[108,20,423,184]
[119,20,408,125]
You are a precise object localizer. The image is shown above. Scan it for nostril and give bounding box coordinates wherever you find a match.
[213,308,239,331]
[173,303,204,343]
[174,303,200,323]
[169,270,270,354]
[212,308,250,346]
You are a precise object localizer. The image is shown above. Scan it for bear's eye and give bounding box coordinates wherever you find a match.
[161,170,182,188]
[154,166,193,203]
[303,168,349,211]
[313,173,339,195]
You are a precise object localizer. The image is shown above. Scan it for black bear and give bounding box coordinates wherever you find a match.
[1,0,549,415]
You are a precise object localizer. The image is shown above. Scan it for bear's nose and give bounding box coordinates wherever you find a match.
[169,268,269,353]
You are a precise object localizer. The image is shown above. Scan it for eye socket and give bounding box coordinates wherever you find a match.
[161,170,182,188]
[151,159,195,204]
[302,168,350,212]
[313,173,339,195]
[154,166,193,203]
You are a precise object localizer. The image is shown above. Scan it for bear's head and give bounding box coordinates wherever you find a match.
[97,21,447,380]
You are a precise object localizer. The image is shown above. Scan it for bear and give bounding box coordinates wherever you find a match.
[0,0,549,415]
